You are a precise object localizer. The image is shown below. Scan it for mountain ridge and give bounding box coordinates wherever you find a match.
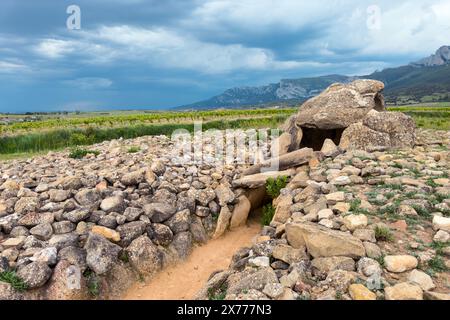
[179,46,450,109]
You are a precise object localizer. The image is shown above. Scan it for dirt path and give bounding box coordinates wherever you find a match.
[123,218,261,300]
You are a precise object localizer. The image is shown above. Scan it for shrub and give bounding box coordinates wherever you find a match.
[127,146,140,153]
[428,256,447,273]
[69,148,100,159]
[83,269,100,297]
[374,225,394,242]
[0,270,28,291]
[266,176,288,199]
[69,132,91,146]
[261,204,275,226]
[207,284,227,300]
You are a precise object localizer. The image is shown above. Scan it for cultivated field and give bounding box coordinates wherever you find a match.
[0,105,449,160]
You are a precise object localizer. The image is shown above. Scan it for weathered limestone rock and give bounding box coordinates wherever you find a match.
[233,169,296,188]
[296,79,385,130]
[349,284,376,300]
[227,268,278,295]
[362,110,416,147]
[84,233,121,275]
[281,115,303,152]
[45,260,89,300]
[432,215,450,232]
[242,148,314,176]
[213,206,232,239]
[342,214,368,231]
[272,193,293,224]
[384,255,418,273]
[17,261,52,289]
[407,269,435,291]
[215,184,235,206]
[127,235,162,276]
[272,244,307,264]
[385,282,423,300]
[285,222,365,258]
[311,256,356,273]
[91,226,121,242]
[230,195,251,230]
[0,282,23,300]
[100,196,125,213]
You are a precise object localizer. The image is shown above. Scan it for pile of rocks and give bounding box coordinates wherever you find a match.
[0,135,272,299]
[197,128,450,300]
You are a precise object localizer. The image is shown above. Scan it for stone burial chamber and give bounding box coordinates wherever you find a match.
[276,79,417,155]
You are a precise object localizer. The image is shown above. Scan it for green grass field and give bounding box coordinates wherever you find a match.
[0,104,448,159]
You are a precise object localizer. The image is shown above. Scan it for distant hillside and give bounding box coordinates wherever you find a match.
[179,46,450,109]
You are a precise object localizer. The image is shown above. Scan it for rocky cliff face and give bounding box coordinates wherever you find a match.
[413,46,450,67]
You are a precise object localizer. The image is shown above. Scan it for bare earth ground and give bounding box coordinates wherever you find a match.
[123,217,261,300]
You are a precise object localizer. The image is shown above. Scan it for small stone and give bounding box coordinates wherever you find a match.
[349,284,376,300]
[17,261,52,289]
[30,247,57,265]
[63,209,90,223]
[434,230,450,243]
[127,235,162,276]
[84,233,121,275]
[325,192,345,204]
[407,269,435,291]
[424,291,450,300]
[248,256,270,268]
[48,189,70,202]
[385,282,423,300]
[74,188,101,206]
[124,207,143,222]
[363,242,382,259]
[331,176,352,186]
[353,229,376,242]
[100,196,125,213]
[52,221,76,234]
[91,225,121,242]
[357,257,382,277]
[318,209,334,220]
[30,223,53,241]
[432,215,450,232]
[1,237,26,249]
[398,205,418,216]
[318,219,334,229]
[384,255,418,273]
[311,256,355,273]
[272,244,307,265]
[333,202,350,214]
[263,283,284,299]
[148,223,173,246]
[343,214,368,231]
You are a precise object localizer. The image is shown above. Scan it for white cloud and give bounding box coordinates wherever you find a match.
[33,39,76,58]
[0,60,29,73]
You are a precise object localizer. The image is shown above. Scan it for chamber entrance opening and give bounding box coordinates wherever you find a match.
[300,127,345,151]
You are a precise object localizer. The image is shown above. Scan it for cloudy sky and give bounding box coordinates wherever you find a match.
[0,0,449,113]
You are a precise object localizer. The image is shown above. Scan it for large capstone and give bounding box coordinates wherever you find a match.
[283,79,415,151]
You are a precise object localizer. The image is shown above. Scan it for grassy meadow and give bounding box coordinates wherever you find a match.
[0,104,449,159]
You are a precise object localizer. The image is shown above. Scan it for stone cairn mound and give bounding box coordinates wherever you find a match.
[1,80,448,301]
[0,135,276,300]
[196,81,450,301]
